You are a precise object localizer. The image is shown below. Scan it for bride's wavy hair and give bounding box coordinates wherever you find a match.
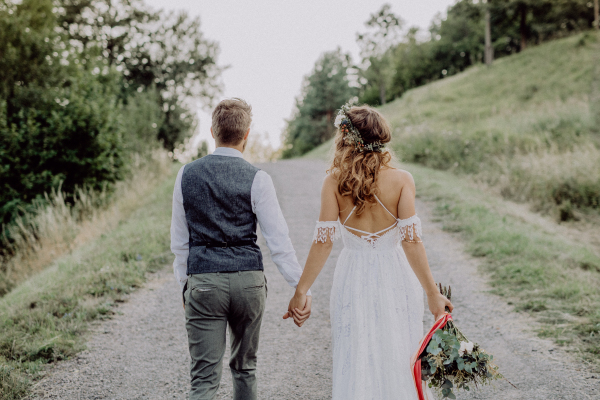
[328,105,393,215]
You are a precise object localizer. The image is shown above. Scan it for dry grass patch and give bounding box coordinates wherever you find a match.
[0,151,171,296]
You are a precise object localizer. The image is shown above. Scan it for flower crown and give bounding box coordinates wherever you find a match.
[333,102,385,153]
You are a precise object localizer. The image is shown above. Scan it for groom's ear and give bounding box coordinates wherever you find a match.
[210,127,215,139]
[243,128,250,141]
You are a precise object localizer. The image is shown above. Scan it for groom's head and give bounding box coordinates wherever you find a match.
[211,98,252,148]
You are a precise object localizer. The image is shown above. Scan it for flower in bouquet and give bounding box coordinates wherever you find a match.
[411,284,507,399]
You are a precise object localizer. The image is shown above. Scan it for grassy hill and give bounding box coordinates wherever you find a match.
[380,31,600,220]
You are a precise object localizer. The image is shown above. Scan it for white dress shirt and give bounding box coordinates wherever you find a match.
[170,147,310,295]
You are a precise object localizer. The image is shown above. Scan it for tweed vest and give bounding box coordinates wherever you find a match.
[181,154,263,274]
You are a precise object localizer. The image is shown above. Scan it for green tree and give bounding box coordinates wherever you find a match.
[0,0,125,229]
[389,29,438,99]
[429,1,484,73]
[122,10,223,150]
[282,49,356,158]
[54,0,158,64]
[365,0,597,106]
[55,0,223,150]
[0,0,60,117]
[488,0,595,52]
[356,4,403,105]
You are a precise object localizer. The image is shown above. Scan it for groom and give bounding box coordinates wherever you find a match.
[170,98,311,400]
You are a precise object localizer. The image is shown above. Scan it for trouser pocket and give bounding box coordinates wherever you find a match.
[182,280,188,307]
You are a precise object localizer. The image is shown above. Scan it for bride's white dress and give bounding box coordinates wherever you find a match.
[313,196,426,400]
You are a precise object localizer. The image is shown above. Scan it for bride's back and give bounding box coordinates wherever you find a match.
[325,104,415,237]
[333,167,413,236]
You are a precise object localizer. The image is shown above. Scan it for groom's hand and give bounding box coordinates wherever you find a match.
[293,295,311,327]
[283,292,311,327]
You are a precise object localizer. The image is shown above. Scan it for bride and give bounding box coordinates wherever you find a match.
[286,103,454,399]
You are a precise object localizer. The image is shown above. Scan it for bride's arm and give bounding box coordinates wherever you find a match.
[398,172,454,321]
[285,176,339,326]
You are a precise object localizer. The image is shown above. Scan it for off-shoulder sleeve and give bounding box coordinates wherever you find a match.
[398,215,423,242]
[312,221,341,243]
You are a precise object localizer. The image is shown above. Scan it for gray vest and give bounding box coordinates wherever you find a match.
[182,154,263,274]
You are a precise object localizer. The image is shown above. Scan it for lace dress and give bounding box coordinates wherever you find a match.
[313,196,428,400]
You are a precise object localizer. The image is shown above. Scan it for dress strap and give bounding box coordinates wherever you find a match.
[343,206,357,225]
[374,195,397,220]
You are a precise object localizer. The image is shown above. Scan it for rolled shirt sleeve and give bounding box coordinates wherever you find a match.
[170,166,189,291]
[252,171,311,296]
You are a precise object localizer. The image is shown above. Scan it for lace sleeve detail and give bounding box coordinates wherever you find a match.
[398,215,423,243]
[312,221,341,243]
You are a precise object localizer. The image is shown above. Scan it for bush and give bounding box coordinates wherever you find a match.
[0,70,126,232]
[121,88,165,153]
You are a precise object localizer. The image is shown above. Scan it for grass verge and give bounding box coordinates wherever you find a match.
[0,163,179,400]
[407,162,600,369]
[0,151,172,296]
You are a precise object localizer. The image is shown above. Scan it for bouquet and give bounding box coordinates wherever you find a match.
[411,284,508,399]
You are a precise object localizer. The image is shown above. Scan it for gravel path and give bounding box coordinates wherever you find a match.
[30,159,599,399]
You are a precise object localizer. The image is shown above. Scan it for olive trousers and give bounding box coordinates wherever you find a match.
[184,271,267,400]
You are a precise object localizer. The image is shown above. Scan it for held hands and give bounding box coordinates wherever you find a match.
[283,291,312,327]
[428,291,454,321]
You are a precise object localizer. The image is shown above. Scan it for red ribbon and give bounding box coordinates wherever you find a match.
[410,312,453,400]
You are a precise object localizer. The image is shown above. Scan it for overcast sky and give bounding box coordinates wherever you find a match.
[144,0,457,151]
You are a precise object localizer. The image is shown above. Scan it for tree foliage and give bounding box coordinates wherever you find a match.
[358,0,597,105]
[54,0,223,150]
[356,4,404,105]
[282,49,356,158]
[0,0,222,233]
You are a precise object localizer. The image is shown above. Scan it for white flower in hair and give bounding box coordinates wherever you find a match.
[334,113,344,128]
[334,101,386,153]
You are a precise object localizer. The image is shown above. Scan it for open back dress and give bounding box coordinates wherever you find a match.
[313,195,426,400]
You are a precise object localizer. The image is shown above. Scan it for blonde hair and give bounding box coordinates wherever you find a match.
[328,105,393,215]
[211,98,252,145]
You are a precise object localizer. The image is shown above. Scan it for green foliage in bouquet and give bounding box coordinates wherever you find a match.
[419,285,504,399]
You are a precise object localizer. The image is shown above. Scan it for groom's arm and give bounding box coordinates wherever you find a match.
[170,166,189,294]
[251,171,311,297]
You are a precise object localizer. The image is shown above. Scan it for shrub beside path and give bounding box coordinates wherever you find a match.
[29,159,599,399]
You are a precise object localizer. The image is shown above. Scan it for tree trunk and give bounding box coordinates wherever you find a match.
[379,82,386,105]
[595,0,599,30]
[485,7,493,66]
[519,4,527,51]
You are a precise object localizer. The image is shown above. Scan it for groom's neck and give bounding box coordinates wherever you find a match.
[215,141,245,154]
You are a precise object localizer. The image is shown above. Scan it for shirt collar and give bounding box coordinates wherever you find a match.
[212,147,243,158]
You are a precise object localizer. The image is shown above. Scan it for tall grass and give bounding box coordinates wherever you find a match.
[0,160,178,399]
[379,32,600,219]
[0,150,172,297]
[486,145,600,219]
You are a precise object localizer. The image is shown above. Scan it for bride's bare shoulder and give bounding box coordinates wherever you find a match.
[380,167,415,187]
[322,172,339,190]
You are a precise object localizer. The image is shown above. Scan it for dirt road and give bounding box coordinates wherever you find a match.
[30,159,599,399]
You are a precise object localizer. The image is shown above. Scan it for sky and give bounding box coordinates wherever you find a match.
[144,0,457,151]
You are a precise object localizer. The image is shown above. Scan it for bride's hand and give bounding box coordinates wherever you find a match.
[283,291,311,327]
[428,291,453,321]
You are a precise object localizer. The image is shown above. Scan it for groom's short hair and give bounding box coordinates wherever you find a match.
[212,98,253,145]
